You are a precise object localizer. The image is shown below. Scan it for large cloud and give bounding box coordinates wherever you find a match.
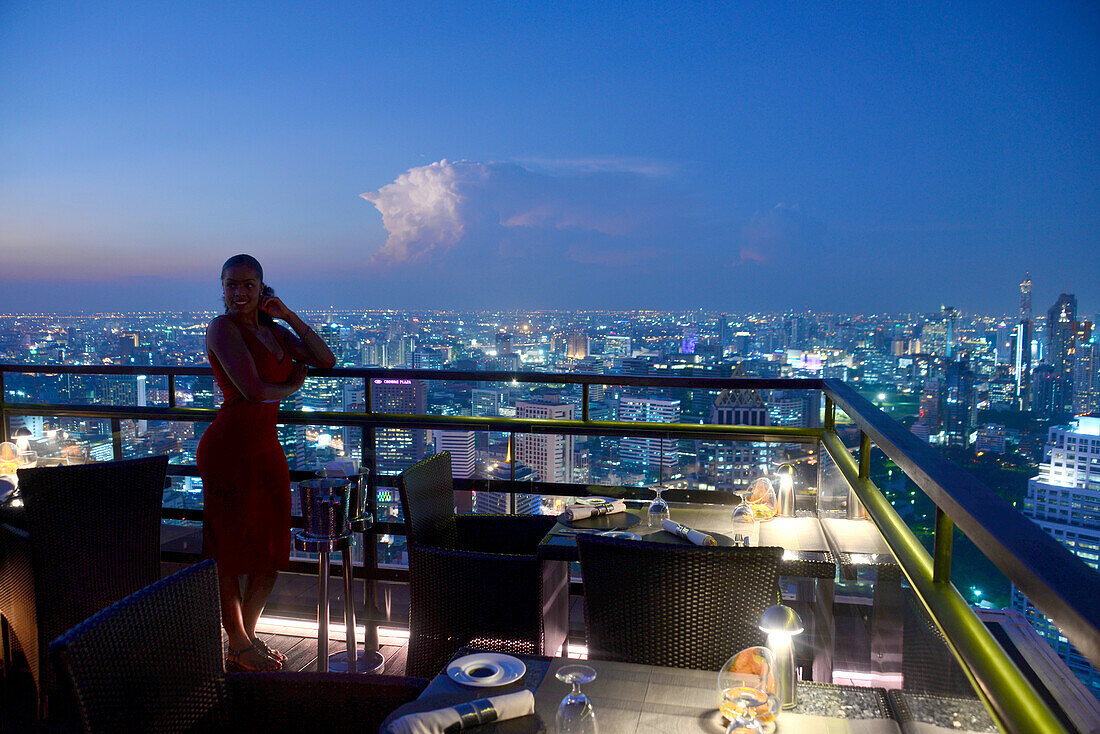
[360,159,675,269]
[740,203,824,264]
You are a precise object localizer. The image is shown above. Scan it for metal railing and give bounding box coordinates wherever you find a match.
[3,363,1097,733]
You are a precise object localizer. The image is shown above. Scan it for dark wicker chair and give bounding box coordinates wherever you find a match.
[398,452,569,678]
[577,534,783,670]
[0,455,169,715]
[49,559,427,733]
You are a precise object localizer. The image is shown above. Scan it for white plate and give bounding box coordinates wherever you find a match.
[575,496,615,506]
[600,530,641,540]
[446,652,526,688]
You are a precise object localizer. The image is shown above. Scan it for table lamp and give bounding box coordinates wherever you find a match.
[775,464,795,517]
[758,605,803,709]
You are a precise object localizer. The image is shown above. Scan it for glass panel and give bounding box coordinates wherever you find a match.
[160,519,202,555]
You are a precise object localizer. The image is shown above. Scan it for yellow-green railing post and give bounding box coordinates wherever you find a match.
[934,507,954,584]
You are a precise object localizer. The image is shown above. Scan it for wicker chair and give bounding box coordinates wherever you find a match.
[577,534,782,670]
[49,559,427,733]
[0,455,169,715]
[398,452,569,678]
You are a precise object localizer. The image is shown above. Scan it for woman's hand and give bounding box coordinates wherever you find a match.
[260,295,295,322]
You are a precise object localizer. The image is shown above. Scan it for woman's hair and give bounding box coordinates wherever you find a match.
[221,253,275,326]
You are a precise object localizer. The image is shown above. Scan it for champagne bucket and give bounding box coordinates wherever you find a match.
[315,466,370,523]
[298,477,352,538]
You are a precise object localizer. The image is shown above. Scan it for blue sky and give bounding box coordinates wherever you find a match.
[1,1,1098,315]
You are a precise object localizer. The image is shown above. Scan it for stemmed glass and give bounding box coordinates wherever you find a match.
[647,482,669,527]
[556,664,598,733]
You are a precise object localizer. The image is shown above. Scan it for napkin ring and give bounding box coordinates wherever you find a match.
[447,698,498,731]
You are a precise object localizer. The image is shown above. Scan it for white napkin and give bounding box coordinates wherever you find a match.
[385,690,535,734]
[662,519,717,546]
[564,499,626,521]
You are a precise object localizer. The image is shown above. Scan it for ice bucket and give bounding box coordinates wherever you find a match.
[298,477,352,538]
[315,465,370,525]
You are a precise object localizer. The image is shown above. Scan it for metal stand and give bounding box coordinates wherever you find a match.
[339,514,385,674]
[292,531,363,673]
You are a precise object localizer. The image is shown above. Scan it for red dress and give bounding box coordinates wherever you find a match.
[197,317,293,576]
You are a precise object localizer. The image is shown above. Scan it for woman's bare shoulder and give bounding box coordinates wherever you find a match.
[206,316,243,343]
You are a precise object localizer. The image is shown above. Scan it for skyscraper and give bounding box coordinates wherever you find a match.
[1073,342,1100,415]
[1015,274,1033,408]
[1011,415,1100,695]
[1047,294,1077,415]
[707,387,772,490]
[618,397,680,472]
[515,397,574,483]
[371,378,428,474]
[435,430,475,478]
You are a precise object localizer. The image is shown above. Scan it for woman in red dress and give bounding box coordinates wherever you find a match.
[197,254,335,671]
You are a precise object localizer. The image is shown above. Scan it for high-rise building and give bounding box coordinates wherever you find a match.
[1047,294,1078,415]
[320,321,343,365]
[412,346,443,370]
[1011,415,1100,695]
[515,398,574,483]
[922,306,958,358]
[566,331,588,360]
[435,430,475,478]
[719,314,731,355]
[618,397,680,472]
[1073,342,1100,415]
[371,378,428,474]
[475,446,538,514]
[1020,272,1032,323]
[707,388,772,491]
[495,331,513,355]
[1013,274,1034,408]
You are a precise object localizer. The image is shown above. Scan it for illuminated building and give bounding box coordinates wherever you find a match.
[475,445,539,514]
[707,388,771,491]
[1074,342,1100,415]
[618,397,680,473]
[435,430,475,478]
[515,398,574,483]
[1012,415,1100,694]
[371,378,428,474]
[566,331,588,360]
[1047,294,1077,415]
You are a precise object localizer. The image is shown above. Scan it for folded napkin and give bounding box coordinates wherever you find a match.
[385,690,535,734]
[662,519,717,546]
[563,499,626,521]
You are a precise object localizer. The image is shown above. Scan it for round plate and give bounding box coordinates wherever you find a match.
[599,530,641,540]
[556,511,642,531]
[574,496,616,506]
[446,652,526,688]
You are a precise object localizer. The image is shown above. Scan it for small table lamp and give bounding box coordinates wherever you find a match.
[758,605,804,709]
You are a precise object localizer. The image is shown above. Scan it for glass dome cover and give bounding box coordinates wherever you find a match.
[716,646,780,724]
[745,477,778,521]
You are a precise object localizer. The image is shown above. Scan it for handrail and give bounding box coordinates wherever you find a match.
[3,363,1096,732]
[823,380,1100,671]
[820,429,1068,734]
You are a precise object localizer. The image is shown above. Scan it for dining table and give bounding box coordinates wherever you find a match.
[537,500,841,682]
[381,649,905,733]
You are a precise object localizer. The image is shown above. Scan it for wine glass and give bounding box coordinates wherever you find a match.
[647,482,670,527]
[556,664,598,733]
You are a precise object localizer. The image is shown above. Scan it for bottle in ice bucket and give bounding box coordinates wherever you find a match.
[298,476,351,538]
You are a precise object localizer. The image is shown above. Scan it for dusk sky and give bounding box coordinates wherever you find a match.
[2,2,1098,316]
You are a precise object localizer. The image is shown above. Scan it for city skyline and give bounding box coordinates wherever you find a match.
[2,2,1098,314]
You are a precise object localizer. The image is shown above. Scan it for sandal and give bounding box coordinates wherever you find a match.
[252,637,285,664]
[226,643,282,672]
